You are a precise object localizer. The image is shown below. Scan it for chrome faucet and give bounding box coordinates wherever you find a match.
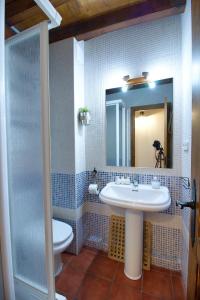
[132,175,139,191]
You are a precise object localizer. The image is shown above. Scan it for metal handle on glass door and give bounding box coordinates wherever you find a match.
[176,200,195,209]
[176,178,196,210]
[176,179,197,247]
[177,179,197,247]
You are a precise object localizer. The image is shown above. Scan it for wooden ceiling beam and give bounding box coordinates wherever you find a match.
[6,0,36,19]
[5,24,15,39]
[49,0,186,43]
[6,0,67,28]
[77,5,184,41]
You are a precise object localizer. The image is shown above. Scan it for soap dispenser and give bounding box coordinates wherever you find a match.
[151,176,161,189]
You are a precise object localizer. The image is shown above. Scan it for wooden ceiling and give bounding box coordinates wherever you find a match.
[5,0,186,42]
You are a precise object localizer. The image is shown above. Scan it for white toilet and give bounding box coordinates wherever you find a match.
[52,219,74,276]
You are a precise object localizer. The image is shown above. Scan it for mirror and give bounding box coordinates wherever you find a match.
[106,78,173,168]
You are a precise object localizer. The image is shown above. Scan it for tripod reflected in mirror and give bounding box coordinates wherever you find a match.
[152,140,166,168]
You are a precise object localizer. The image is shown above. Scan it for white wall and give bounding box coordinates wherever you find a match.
[84,15,183,176]
[50,38,85,174]
[50,38,75,173]
[74,40,86,173]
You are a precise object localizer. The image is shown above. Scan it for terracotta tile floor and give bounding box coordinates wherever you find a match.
[55,247,185,300]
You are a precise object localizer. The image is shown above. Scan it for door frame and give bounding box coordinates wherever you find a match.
[187,0,200,298]
[130,103,171,167]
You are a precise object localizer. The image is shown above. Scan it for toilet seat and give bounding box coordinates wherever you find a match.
[53,219,73,246]
[52,219,74,276]
[52,219,74,264]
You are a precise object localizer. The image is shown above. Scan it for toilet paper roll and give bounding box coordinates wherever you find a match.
[88,184,99,195]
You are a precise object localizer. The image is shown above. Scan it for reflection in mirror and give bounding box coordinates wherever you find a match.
[106,78,173,168]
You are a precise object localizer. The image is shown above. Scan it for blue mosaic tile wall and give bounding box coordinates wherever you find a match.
[83,212,182,270]
[76,172,88,208]
[55,217,85,255]
[152,225,182,270]
[52,170,185,269]
[84,212,109,251]
[51,172,87,209]
[51,172,87,255]
[52,171,184,215]
[87,171,182,216]
[51,173,76,209]
[55,217,77,253]
[84,171,184,270]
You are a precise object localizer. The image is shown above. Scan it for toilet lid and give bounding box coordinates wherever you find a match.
[52,219,73,245]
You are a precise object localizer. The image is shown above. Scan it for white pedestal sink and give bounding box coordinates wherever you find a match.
[99,182,171,280]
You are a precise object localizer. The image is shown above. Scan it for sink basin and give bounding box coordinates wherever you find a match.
[100,182,171,211]
[99,182,171,280]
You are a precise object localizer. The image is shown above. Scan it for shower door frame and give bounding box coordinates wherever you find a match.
[106,99,126,167]
[0,0,15,299]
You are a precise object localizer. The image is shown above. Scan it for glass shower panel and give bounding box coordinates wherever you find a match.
[6,27,50,299]
[106,105,117,165]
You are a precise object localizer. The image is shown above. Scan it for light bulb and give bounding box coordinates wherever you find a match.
[148,81,156,89]
[122,85,128,93]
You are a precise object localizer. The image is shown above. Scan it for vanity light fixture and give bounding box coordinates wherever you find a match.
[123,72,149,86]
[121,72,156,90]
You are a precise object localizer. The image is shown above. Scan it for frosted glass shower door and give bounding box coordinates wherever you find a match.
[6,22,54,300]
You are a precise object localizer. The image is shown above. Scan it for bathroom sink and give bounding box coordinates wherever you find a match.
[99,182,171,212]
[99,182,171,281]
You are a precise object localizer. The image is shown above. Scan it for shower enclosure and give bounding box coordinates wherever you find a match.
[0,1,62,299]
[106,100,130,167]
[5,22,54,300]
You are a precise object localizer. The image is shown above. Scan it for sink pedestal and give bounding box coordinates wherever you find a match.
[124,209,143,280]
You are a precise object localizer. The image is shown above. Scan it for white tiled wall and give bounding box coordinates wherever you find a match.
[84,15,183,176]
